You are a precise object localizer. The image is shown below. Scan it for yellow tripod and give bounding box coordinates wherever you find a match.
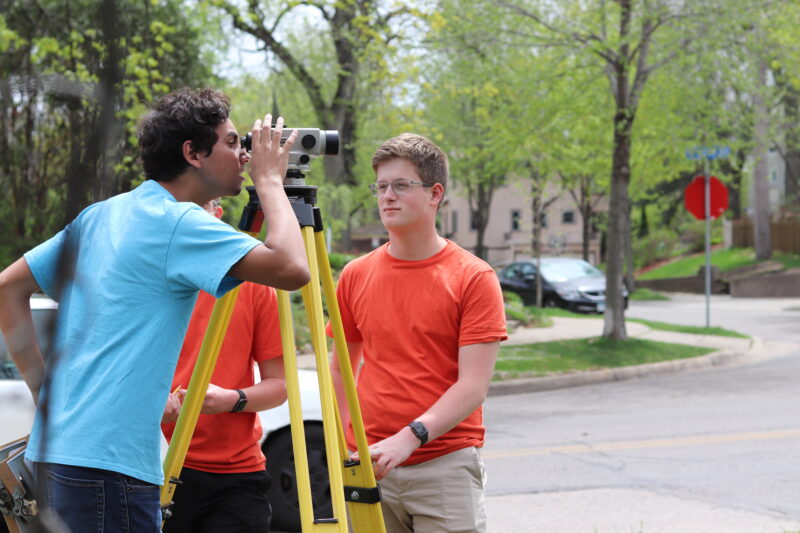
[160,181,385,533]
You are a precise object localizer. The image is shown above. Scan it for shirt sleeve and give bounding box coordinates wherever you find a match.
[165,207,261,297]
[458,270,509,347]
[251,285,284,362]
[24,227,70,299]
[325,264,363,342]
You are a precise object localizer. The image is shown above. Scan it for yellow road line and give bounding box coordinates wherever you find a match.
[482,429,800,459]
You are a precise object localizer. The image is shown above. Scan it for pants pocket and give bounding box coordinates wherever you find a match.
[123,476,161,532]
[46,467,104,533]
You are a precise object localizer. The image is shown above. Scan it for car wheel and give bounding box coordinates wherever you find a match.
[264,423,332,532]
[543,297,558,308]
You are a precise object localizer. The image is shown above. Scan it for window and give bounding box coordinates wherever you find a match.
[451,211,458,233]
[562,210,575,224]
[534,212,548,228]
[511,210,521,231]
[520,263,536,277]
[470,212,479,231]
[502,264,521,279]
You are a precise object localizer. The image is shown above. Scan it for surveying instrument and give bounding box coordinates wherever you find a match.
[160,128,386,532]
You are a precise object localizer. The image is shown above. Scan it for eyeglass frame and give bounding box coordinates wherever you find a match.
[368,179,435,197]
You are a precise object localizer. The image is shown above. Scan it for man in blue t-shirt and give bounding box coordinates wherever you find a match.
[0,88,310,532]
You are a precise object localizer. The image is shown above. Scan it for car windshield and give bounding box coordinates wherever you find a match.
[539,260,603,282]
[0,308,56,380]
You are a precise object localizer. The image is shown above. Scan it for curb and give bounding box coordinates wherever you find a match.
[487,339,759,397]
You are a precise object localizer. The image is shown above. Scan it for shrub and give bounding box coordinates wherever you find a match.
[633,228,683,269]
[328,252,357,270]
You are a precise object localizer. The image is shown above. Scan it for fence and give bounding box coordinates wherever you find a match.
[730,218,800,254]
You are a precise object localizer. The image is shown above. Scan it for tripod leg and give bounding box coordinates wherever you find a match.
[160,284,242,523]
[297,226,349,531]
[314,230,386,533]
[274,287,322,532]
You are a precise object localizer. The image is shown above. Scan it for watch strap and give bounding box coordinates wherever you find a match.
[230,389,247,413]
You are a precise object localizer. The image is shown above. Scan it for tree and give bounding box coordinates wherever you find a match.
[213,0,417,249]
[0,0,218,267]
[487,0,772,339]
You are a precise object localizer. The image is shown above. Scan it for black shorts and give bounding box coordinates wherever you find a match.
[162,467,272,533]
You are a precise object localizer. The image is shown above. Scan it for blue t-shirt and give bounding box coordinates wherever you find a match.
[24,180,261,484]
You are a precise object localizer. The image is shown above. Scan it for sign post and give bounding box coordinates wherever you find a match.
[684,146,730,328]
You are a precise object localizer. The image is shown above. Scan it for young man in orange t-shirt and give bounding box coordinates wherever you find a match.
[329,133,507,533]
[161,199,287,533]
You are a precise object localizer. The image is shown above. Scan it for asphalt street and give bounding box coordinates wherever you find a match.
[482,294,800,533]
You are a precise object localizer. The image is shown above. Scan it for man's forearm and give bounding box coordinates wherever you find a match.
[0,258,45,403]
[412,377,489,443]
[410,341,499,443]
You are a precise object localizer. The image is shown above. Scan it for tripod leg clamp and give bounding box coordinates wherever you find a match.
[343,484,382,504]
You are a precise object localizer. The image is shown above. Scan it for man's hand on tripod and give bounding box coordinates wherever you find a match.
[351,428,420,481]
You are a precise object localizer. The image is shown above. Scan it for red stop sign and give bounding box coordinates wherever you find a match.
[684,175,729,220]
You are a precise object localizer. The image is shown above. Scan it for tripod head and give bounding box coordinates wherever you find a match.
[238,127,337,233]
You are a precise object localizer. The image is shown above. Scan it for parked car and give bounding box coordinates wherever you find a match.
[498,257,627,313]
[0,297,328,532]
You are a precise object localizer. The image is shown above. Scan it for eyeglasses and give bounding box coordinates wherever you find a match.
[369,179,434,197]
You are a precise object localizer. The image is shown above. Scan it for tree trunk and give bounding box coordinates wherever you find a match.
[753,58,772,260]
[623,201,636,293]
[637,203,648,238]
[603,109,631,339]
[531,193,543,307]
[473,183,489,260]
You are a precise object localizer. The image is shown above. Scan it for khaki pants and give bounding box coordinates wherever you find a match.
[378,447,487,533]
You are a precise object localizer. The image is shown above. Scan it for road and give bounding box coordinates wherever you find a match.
[482,294,800,533]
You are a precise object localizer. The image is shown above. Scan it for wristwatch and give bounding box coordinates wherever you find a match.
[408,421,429,446]
[230,389,248,413]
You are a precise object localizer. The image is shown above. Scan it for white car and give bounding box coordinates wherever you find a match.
[0,296,57,445]
[0,297,328,532]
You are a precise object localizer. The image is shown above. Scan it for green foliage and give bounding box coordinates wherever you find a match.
[495,338,712,379]
[633,228,686,270]
[328,252,357,270]
[0,1,219,268]
[636,247,800,280]
[629,288,670,301]
[503,292,552,328]
[627,318,748,338]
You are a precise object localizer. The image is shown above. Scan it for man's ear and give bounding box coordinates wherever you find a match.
[430,183,445,208]
[183,140,202,169]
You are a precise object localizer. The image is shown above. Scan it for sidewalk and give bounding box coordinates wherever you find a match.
[297,316,796,397]
[489,316,768,397]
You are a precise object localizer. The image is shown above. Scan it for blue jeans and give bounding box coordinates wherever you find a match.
[38,462,161,533]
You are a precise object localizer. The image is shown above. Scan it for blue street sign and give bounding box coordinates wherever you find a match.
[685,146,730,160]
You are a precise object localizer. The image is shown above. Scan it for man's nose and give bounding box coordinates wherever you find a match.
[383,184,398,200]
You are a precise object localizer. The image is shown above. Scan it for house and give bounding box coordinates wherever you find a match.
[438,180,606,267]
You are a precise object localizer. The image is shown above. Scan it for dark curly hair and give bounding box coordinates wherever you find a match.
[138,88,232,182]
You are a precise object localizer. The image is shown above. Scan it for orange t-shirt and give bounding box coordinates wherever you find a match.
[329,240,507,465]
[161,282,282,473]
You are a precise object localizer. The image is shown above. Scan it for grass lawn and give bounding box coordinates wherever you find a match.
[495,337,713,380]
[627,318,748,338]
[638,247,800,280]
[630,288,670,300]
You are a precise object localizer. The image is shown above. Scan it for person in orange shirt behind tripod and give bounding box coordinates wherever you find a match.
[161,198,286,533]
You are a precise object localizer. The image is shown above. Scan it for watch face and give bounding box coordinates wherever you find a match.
[410,421,428,444]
